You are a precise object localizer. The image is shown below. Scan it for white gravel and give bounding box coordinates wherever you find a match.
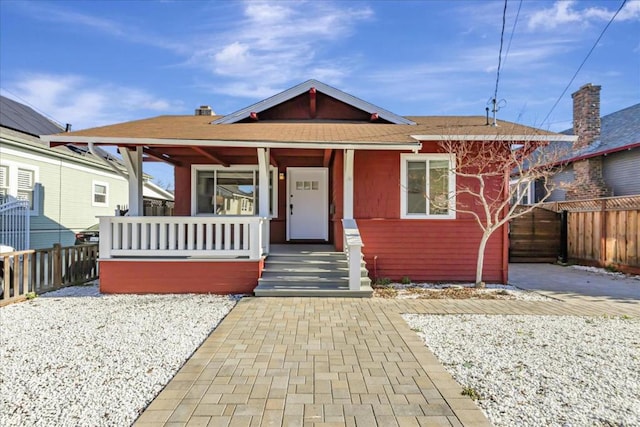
[0,283,239,427]
[404,313,640,427]
[572,265,640,281]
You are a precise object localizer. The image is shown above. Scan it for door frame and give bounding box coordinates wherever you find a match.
[286,167,329,241]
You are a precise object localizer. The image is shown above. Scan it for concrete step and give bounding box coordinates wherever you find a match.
[261,267,368,277]
[255,246,371,298]
[254,282,373,298]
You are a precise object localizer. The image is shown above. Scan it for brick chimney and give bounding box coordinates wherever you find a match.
[572,83,601,150]
[566,83,610,201]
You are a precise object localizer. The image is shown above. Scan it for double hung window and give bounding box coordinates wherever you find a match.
[400,154,455,219]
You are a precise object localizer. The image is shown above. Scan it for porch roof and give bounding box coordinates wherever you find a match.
[43,114,569,149]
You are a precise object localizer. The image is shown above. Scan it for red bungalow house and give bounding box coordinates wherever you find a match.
[43,80,573,296]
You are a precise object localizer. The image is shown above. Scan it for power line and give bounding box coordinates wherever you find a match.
[541,0,628,126]
[0,86,66,128]
[492,0,509,103]
[502,0,523,69]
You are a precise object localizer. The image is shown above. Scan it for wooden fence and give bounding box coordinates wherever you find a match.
[509,206,561,263]
[0,243,99,306]
[541,195,640,273]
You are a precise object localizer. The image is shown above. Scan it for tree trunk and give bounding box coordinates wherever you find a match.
[474,231,492,288]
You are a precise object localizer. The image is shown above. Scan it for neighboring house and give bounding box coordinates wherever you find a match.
[522,84,640,203]
[0,95,174,249]
[43,79,571,294]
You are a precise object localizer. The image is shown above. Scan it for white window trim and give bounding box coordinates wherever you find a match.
[509,178,534,205]
[400,153,456,219]
[92,180,109,207]
[191,164,278,217]
[0,160,40,215]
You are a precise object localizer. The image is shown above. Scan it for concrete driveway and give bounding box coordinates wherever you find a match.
[509,263,640,302]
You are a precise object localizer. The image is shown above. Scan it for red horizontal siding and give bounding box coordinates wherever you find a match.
[99,259,263,294]
[358,219,505,283]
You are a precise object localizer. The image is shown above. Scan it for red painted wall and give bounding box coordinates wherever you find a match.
[99,259,263,294]
[358,219,504,282]
[351,145,508,283]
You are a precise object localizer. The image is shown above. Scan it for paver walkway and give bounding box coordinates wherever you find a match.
[135,297,638,427]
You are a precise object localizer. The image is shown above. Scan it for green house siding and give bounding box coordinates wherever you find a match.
[1,129,129,249]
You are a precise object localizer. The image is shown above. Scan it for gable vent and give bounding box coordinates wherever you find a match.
[195,105,215,116]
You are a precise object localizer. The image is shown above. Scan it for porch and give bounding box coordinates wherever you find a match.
[97,216,370,296]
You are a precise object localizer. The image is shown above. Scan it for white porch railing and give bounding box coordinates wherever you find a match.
[99,216,269,260]
[342,218,363,290]
[0,200,30,250]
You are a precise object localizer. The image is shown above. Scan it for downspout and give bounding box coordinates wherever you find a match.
[88,142,128,180]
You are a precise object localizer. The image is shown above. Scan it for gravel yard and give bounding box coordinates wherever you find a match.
[404,313,640,427]
[0,284,238,427]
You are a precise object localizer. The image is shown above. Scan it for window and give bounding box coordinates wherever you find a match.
[17,168,35,209]
[400,154,455,219]
[92,181,109,207]
[0,165,7,204]
[192,166,278,216]
[510,180,533,205]
[0,162,39,213]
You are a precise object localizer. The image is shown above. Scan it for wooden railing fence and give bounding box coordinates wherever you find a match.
[0,243,99,306]
[540,195,640,273]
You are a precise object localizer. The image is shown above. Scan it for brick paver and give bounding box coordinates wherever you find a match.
[135,296,638,426]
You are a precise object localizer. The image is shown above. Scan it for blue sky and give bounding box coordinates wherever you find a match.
[1,0,638,189]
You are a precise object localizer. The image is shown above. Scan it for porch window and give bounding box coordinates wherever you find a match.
[193,166,277,216]
[400,154,455,219]
[92,181,109,207]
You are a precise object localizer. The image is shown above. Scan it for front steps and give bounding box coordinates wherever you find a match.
[254,245,372,297]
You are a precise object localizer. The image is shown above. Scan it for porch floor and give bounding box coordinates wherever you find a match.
[255,244,373,297]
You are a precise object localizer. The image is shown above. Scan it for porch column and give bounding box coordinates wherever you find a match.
[343,149,354,220]
[257,148,270,254]
[119,146,144,216]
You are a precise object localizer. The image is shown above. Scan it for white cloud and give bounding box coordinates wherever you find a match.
[15,1,187,54]
[527,0,640,31]
[617,0,640,20]
[195,0,373,97]
[3,74,182,130]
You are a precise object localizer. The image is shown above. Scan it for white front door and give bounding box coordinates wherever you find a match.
[287,168,328,240]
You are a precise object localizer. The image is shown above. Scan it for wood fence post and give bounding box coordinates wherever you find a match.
[53,244,62,287]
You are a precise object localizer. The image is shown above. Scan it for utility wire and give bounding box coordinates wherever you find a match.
[541,0,628,126]
[502,0,523,69]
[0,86,65,128]
[492,0,509,103]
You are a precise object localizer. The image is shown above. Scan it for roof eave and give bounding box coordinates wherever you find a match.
[43,135,422,151]
[411,134,578,142]
[564,141,640,163]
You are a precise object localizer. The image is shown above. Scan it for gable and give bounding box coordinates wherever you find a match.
[213,79,415,125]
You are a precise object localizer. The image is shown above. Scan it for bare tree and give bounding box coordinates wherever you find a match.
[427,137,567,287]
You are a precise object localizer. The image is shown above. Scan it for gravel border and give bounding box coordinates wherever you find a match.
[375,283,552,301]
[404,313,640,427]
[0,284,239,426]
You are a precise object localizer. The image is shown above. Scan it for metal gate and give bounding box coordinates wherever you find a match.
[0,200,30,250]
